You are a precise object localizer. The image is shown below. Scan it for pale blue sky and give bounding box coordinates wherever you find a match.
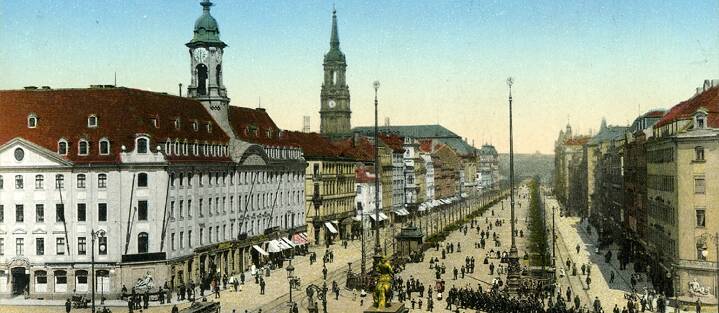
[1,1,717,154]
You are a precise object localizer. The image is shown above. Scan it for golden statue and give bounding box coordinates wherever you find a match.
[373,257,394,308]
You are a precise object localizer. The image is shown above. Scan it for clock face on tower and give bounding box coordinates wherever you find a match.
[328,99,336,108]
[194,48,208,63]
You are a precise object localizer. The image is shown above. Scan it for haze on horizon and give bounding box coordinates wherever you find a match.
[1,0,717,154]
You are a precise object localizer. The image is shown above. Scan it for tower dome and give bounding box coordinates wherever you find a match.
[188,0,225,47]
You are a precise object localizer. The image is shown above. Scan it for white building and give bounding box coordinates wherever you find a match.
[477,144,499,191]
[0,1,306,299]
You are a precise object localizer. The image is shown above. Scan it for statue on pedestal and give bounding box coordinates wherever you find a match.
[373,257,394,308]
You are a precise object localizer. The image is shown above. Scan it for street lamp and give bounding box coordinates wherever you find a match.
[373,80,382,267]
[505,76,521,293]
[286,259,296,312]
[91,228,107,313]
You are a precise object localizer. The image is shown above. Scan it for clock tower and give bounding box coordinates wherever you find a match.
[320,9,351,139]
[187,0,233,136]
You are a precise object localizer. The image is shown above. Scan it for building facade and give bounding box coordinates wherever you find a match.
[319,10,352,139]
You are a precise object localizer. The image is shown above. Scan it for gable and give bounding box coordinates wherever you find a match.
[0,137,71,168]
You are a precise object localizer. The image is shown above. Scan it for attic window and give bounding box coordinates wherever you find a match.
[88,115,98,128]
[695,112,706,129]
[99,138,110,155]
[266,129,273,138]
[206,123,212,133]
[151,118,159,128]
[192,121,198,132]
[28,114,38,128]
[58,139,68,155]
[78,139,89,156]
[174,118,181,130]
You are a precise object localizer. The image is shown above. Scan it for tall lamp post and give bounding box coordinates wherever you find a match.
[286,258,297,313]
[373,80,382,268]
[505,77,521,293]
[91,229,106,313]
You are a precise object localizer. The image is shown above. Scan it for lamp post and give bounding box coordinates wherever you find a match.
[373,80,382,268]
[90,229,106,313]
[505,77,521,293]
[286,258,296,312]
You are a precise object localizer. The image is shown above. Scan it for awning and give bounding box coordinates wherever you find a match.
[267,240,283,253]
[394,209,409,216]
[281,237,297,248]
[369,212,389,221]
[277,239,292,250]
[291,233,308,245]
[331,220,339,224]
[324,222,338,234]
[252,245,269,256]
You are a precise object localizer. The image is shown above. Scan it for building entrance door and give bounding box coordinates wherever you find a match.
[11,267,28,296]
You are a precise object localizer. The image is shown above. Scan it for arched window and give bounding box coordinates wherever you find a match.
[192,121,198,132]
[76,174,86,189]
[216,64,222,86]
[206,123,212,133]
[138,232,149,253]
[99,138,110,155]
[136,137,149,154]
[196,64,208,95]
[78,139,89,156]
[28,114,38,128]
[87,115,98,128]
[174,118,181,130]
[58,139,68,155]
[75,270,89,292]
[137,173,148,187]
[54,270,68,292]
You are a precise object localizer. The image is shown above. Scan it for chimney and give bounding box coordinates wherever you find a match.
[179,83,183,97]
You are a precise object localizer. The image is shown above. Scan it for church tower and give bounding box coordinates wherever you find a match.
[187,0,233,136]
[320,9,351,139]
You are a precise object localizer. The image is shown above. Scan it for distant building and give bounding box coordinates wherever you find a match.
[319,10,352,139]
[478,144,499,191]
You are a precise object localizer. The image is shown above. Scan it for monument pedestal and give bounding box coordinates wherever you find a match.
[364,303,408,313]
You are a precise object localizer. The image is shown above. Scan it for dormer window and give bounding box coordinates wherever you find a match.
[206,123,212,133]
[695,111,707,129]
[58,139,68,155]
[78,139,89,156]
[266,129,272,138]
[136,137,149,154]
[87,115,98,128]
[28,114,38,128]
[99,138,110,155]
[174,118,181,130]
[192,121,198,132]
[151,118,159,128]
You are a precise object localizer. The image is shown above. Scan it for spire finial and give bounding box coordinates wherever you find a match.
[201,0,213,12]
[330,7,340,49]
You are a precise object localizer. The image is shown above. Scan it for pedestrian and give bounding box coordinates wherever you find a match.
[323,265,328,280]
[172,305,179,313]
[576,243,581,254]
[696,298,702,313]
[581,263,586,275]
[586,275,592,289]
[259,278,266,295]
[593,296,602,313]
[65,299,72,313]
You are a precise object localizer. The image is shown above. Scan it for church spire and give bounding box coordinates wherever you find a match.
[330,9,340,50]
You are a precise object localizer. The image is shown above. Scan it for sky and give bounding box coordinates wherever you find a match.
[1,0,717,154]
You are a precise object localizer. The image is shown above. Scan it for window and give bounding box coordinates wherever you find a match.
[696,209,706,227]
[151,118,159,128]
[187,200,192,218]
[35,175,44,189]
[36,238,44,255]
[87,115,98,128]
[136,137,149,154]
[0,238,3,255]
[188,173,193,187]
[0,175,3,189]
[695,146,705,161]
[206,123,212,133]
[55,174,64,189]
[77,174,86,189]
[15,175,23,189]
[188,230,192,247]
[99,139,110,155]
[178,200,183,218]
[56,204,65,222]
[28,114,38,128]
[695,177,706,194]
[15,205,23,222]
[54,270,67,291]
[179,231,184,249]
[36,204,44,222]
[78,140,89,155]
[171,233,175,251]
[1,205,5,222]
[174,118,181,130]
[200,228,204,245]
[697,244,707,260]
[77,237,87,255]
[98,237,107,255]
[77,204,86,222]
[178,173,183,187]
[98,174,107,188]
[138,200,148,221]
[138,232,149,253]
[16,238,24,256]
[192,121,198,132]
[170,201,175,219]
[696,113,706,129]
[137,173,148,187]
[98,203,107,222]
[58,140,68,155]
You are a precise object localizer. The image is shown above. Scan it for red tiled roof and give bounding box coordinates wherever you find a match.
[0,88,230,163]
[419,139,433,153]
[281,131,340,158]
[655,86,719,128]
[228,107,288,146]
[355,166,376,183]
[645,110,666,118]
[564,136,591,146]
[378,133,404,153]
[334,137,375,162]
